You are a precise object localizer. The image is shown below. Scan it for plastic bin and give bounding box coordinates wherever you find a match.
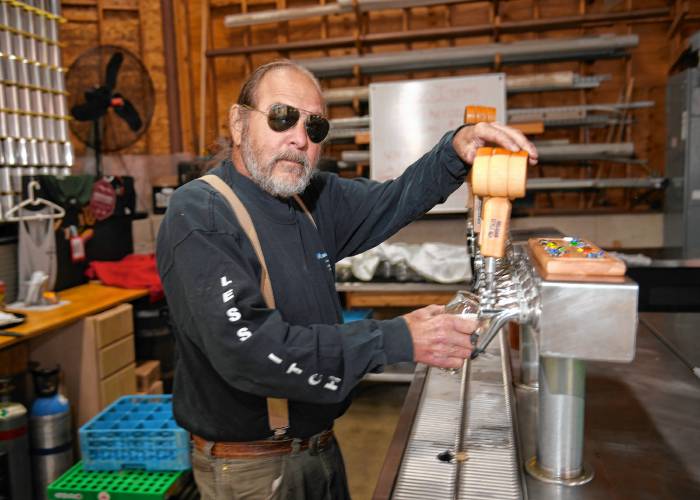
[79,395,190,471]
[47,461,187,500]
[342,309,373,323]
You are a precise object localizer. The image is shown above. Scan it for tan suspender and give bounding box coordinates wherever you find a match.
[200,175,276,308]
[199,174,315,438]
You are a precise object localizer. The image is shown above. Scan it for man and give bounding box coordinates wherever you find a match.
[156,59,537,499]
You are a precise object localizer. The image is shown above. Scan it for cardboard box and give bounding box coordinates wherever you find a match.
[135,360,161,392]
[147,380,164,395]
[100,363,137,408]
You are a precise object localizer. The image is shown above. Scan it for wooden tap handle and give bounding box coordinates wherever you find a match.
[464,105,496,125]
[473,148,529,199]
[473,195,483,234]
[507,151,528,199]
[480,197,511,258]
[471,147,492,197]
[487,148,510,198]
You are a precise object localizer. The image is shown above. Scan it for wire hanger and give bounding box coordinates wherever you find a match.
[4,180,66,222]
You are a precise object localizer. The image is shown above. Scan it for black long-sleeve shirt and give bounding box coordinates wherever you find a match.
[156,131,468,441]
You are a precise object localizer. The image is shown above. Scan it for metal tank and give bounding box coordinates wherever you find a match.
[0,377,32,500]
[29,365,73,500]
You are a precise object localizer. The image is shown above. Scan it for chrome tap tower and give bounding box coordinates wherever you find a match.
[466,216,638,487]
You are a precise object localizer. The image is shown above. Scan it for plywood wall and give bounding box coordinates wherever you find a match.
[59,1,700,212]
[60,0,170,156]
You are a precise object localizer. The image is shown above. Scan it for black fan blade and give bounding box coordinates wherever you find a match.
[111,94,143,132]
[71,100,109,122]
[105,51,124,92]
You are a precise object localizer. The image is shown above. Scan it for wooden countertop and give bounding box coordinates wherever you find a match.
[0,283,149,349]
[336,281,465,308]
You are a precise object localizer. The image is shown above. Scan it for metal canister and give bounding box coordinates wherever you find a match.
[38,140,50,167]
[60,141,73,168]
[48,139,59,166]
[8,3,24,61]
[0,167,13,220]
[46,19,60,68]
[0,81,7,139]
[30,366,73,500]
[0,378,33,500]
[0,3,10,51]
[41,67,56,142]
[25,11,38,63]
[25,140,39,177]
[30,63,45,140]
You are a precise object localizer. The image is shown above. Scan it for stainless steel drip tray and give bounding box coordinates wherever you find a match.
[391,333,524,500]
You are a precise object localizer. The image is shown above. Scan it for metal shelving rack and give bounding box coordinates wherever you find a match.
[198,1,683,212]
[0,0,73,221]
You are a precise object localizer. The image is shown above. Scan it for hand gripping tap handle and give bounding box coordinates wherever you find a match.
[463,106,497,236]
[470,147,529,358]
[472,148,528,258]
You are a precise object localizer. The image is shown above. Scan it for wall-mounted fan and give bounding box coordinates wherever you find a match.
[66,45,155,176]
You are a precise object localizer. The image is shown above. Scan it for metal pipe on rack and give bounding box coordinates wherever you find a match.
[328,102,651,131]
[224,4,346,28]
[323,87,370,105]
[322,72,611,105]
[327,128,368,140]
[534,143,635,161]
[508,101,655,122]
[214,8,666,57]
[223,0,473,28]
[507,72,611,93]
[526,177,666,190]
[341,143,637,164]
[296,35,639,78]
[329,116,370,129]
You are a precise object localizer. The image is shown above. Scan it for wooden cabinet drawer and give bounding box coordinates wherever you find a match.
[98,335,135,379]
[91,303,134,349]
[100,363,137,408]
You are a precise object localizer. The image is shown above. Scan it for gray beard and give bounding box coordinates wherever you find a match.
[241,135,315,198]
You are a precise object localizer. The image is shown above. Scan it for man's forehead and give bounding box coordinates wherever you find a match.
[257,68,323,113]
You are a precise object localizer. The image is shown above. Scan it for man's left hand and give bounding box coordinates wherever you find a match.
[452,122,539,166]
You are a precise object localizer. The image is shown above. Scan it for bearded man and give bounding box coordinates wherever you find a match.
[156,59,537,500]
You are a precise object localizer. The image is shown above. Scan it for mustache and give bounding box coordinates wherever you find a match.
[272,150,309,169]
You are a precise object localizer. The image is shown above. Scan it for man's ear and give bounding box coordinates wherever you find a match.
[229,104,243,147]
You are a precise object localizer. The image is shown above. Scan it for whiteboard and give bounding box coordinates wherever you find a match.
[369,74,506,213]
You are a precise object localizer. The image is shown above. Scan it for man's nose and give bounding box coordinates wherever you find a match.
[288,117,308,148]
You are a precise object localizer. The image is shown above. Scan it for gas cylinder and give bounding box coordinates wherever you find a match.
[29,365,73,500]
[0,377,32,500]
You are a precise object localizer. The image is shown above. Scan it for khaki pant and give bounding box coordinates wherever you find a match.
[192,434,351,500]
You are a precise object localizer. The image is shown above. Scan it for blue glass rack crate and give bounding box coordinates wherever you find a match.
[79,395,190,472]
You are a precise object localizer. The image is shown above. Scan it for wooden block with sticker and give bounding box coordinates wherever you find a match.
[528,237,626,279]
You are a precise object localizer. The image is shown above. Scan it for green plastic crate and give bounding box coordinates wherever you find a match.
[48,461,187,500]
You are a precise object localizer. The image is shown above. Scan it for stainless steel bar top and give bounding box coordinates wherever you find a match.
[375,313,700,499]
[519,313,700,499]
[641,313,700,378]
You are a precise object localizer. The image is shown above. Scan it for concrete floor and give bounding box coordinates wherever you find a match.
[334,381,410,500]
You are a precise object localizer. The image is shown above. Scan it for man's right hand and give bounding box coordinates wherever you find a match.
[402,304,478,370]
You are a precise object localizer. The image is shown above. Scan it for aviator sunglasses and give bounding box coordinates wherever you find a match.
[243,103,330,144]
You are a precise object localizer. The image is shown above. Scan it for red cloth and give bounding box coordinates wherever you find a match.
[86,254,164,302]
